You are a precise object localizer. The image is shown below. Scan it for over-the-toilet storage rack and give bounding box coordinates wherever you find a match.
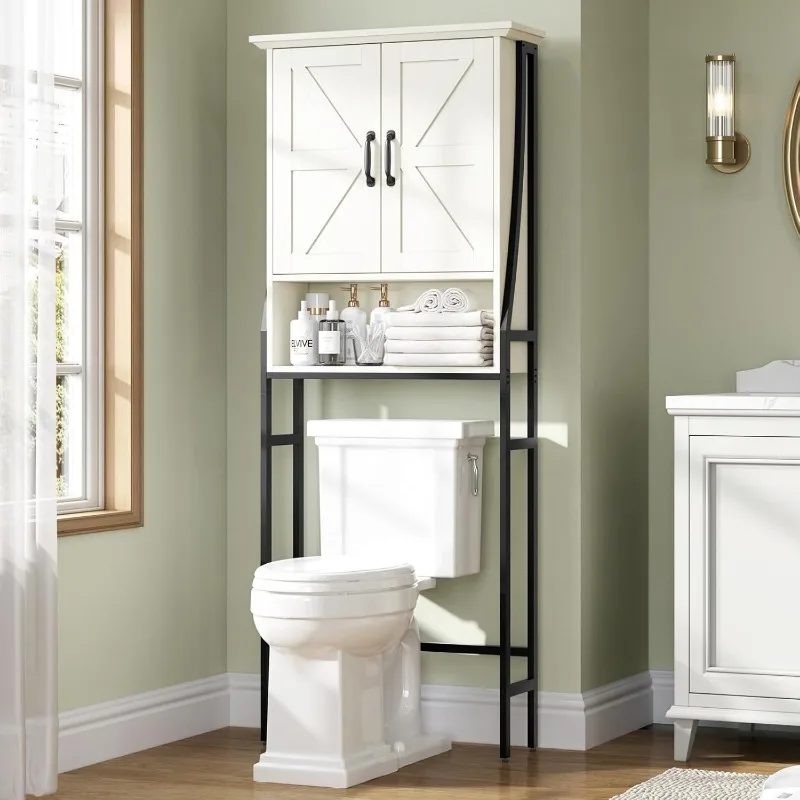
[252,21,542,760]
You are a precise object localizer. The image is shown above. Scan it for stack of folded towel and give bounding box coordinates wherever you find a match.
[383,308,495,367]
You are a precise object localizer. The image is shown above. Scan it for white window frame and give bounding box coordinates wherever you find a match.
[57,0,104,514]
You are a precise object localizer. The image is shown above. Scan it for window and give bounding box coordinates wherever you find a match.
[53,0,103,513]
[58,0,142,536]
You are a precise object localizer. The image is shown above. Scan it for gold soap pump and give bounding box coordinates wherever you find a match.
[338,284,367,365]
[369,283,394,325]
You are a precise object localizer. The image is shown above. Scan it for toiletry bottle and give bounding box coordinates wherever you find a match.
[317,300,346,366]
[305,292,330,330]
[339,284,367,365]
[289,300,317,367]
[369,283,394,325]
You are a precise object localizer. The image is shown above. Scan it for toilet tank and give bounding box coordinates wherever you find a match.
[307,419,493,578]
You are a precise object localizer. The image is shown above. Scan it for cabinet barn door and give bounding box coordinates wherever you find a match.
[689,435,800,699]
[380,38,494,273]
[271,45,380,274]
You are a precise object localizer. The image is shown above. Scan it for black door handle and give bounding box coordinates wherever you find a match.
[364,131,376,187]
[385,130,396,186]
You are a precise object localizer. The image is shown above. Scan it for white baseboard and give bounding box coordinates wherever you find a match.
[583,671,653,749]
[650,670,674,725]
[230,670,652,751]
[58,675,230,774]
[58,669,665,774]
[229,672,260,729]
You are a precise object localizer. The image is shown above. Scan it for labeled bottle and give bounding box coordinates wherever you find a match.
[369,283,394,326]
[289,300,317,367]
[317,300,346,366]
[339,284,367,365]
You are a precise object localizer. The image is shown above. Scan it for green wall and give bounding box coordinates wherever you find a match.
[57,0,228,711]
[580,0,650,690]
[649,0,800,669]
[58,0,655,713]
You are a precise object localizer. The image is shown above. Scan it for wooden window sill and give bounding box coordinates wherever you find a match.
[58,507,143,537]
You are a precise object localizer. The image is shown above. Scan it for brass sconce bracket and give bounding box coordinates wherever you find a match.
[709,131,751,174]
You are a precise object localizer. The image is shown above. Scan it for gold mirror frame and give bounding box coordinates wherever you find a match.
[785,77,800,240]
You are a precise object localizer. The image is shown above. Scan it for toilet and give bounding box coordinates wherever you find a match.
[251,418,492,788]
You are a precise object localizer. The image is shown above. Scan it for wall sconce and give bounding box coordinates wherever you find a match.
[706,54,750,173]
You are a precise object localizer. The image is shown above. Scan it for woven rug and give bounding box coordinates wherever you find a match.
[611,768,767,799]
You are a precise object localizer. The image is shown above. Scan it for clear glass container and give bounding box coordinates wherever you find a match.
[354,322,386,366]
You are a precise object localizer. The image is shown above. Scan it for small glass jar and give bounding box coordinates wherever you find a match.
[354,322,385,366]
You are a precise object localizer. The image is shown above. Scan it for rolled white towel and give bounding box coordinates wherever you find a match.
[440,287,477,313]
[385,326,494,341]
[384,353,493,367]
[385,339,493,354]
[385,310,494,328]
[397,289,441,313]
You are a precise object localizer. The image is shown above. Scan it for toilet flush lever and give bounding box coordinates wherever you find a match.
[467,454,479,496]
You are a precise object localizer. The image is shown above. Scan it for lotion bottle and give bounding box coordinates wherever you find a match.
[339,284,367,365]
[317,301,346,366]
[289,300,317,367]
[369,283,394,325]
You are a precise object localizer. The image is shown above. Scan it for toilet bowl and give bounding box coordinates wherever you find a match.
[251,555,448,788]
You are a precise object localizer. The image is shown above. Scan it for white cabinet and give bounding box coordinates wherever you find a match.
[270,36,495,276]
[667,393,800,761]
[252,21,544,373]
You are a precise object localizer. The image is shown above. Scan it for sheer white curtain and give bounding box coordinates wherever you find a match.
[0,0,59,796]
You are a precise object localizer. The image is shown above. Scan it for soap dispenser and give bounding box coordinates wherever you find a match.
[317,301,346,366]
[369,283,394,326]
[339,284,367,365]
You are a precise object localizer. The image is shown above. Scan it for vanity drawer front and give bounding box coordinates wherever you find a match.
[689,693,800,714]
[689,435,800,699]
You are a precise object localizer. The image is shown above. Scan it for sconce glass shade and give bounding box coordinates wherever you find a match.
[706,54,736,165]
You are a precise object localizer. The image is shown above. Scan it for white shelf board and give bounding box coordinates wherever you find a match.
[269,272,495,284]
[250,21,545,50]
[266,365,499,378]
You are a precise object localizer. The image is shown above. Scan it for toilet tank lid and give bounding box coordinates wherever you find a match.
[307,419,494,441]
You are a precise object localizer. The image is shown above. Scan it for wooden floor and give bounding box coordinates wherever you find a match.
[54,726,800,799]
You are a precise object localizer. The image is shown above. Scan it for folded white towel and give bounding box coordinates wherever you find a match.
[385,310,494,328]
[384,353,493,367]
[385,326,494,342]
[440,288,477,313]
[397,289,441,313]
[385,339,493,355]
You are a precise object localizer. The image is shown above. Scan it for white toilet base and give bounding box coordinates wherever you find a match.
[394,733,451,769]
[253,745,399,789]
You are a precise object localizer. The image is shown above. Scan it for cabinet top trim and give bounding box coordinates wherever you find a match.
[667,393,800,417]
[249,21,545,50]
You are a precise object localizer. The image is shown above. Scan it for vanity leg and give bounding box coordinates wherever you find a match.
[673,719,698,762]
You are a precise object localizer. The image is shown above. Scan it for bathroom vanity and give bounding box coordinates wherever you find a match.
[667,391,800,760]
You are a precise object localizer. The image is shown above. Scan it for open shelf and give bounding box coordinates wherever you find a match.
[267,365,500,380]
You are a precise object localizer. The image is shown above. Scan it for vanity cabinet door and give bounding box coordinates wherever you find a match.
[271,45,381,274]
[380,38,494,274]
[689,435,800,699]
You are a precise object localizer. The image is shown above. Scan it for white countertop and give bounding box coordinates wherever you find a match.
[667,393,800,416]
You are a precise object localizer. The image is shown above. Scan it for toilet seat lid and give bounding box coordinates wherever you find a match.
[253,555,416,595]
